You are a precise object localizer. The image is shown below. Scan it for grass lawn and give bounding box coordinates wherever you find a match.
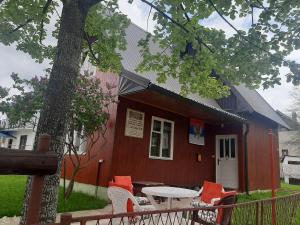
[236,182,300,225]
[0,175,107,218]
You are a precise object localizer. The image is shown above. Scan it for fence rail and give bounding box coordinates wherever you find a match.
[35,192,300,225]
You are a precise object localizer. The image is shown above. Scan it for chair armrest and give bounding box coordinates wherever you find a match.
[211,197,221,205]
[191,200,213,208]
[197,187,203,196]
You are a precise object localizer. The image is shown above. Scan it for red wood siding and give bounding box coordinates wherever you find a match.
[111,97,244,189]
[245,113,280,190]
[62,71,119,186]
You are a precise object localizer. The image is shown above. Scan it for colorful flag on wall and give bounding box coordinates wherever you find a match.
[189,118,205,145]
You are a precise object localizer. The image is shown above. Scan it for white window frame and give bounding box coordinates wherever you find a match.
[149,116,174,160]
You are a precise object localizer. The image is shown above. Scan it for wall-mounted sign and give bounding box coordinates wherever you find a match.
[125,108,145,138]
[189,118,205,145]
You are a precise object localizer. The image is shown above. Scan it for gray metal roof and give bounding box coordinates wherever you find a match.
[120,69,246,123]
[233,84,289,128]
[276,110,299,130]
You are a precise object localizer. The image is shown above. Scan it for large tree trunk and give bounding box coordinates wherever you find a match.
[19,1,88,224]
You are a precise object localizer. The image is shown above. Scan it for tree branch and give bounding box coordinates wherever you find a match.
[255,0,285,24]
[207,0,288,63]
[8,0,52,35]
[140,0,214,53]
[9,18,34,34]
[39,0,53,43]
[179,3,214,53]
[82,0,102,8]
[141,0,188,31]
[84,31,101,64]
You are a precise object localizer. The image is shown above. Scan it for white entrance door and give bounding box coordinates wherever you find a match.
[216,135,239,189]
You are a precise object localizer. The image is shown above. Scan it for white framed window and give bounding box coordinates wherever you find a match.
[149,116,174,160]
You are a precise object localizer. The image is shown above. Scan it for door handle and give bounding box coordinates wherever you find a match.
[217,158,220,165]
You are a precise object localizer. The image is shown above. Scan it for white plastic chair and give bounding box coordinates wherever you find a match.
[108,186,155,213]
[108,186,156,225]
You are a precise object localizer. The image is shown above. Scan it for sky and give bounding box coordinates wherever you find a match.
[0,1,299,114]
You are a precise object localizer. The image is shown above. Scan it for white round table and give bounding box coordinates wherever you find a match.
[142,186,198,209]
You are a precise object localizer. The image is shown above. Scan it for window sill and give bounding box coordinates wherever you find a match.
[149,156,173,161]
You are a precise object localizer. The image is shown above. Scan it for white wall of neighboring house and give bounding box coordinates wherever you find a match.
[279,130,300,157]
[279,130,300,178]
[282,156,300,184]
[1,128,36,150]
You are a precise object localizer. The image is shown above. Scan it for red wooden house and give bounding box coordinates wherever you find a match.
[63,24,288,194]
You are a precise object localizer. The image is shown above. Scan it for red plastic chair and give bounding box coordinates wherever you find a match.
[198,181,224,204]
[114,176,133,193]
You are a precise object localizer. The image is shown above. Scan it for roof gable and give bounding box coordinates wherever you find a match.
[277,110,300,130]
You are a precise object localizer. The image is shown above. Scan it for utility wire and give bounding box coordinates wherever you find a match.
[146,6,153,32]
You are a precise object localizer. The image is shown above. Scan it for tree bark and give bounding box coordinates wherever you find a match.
[19,1,88,224]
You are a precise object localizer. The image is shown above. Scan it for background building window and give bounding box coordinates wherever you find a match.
[7,139,13,149]
[149,117,174,160]
[19,135,27,150]
[282,149,289,157]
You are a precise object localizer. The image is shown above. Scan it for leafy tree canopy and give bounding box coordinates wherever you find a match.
[0,0,299,99]
[0,72,116,136]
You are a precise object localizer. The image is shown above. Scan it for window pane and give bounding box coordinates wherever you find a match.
[162,122,171,158]
[282,149,288,156]
[7,139,13,149]
[225,139,230,157]
[220,139,224,158]
[231,138,236,158]
[153,120,161,132]
[151,132,161,157]
[19,135,27,150]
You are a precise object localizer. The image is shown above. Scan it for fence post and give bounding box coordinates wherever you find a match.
[26,134,51,225]
[260,201,264,225]
[268,129,277,225]
[190,210,197,225]
[256,201,260,225]
[60,213,73,225]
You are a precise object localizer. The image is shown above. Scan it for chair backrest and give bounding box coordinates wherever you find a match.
[107,186,141,214]
[201,181,224,204]
[114,176,133,192]
[109,182,135,213]
[216,192,237,225]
